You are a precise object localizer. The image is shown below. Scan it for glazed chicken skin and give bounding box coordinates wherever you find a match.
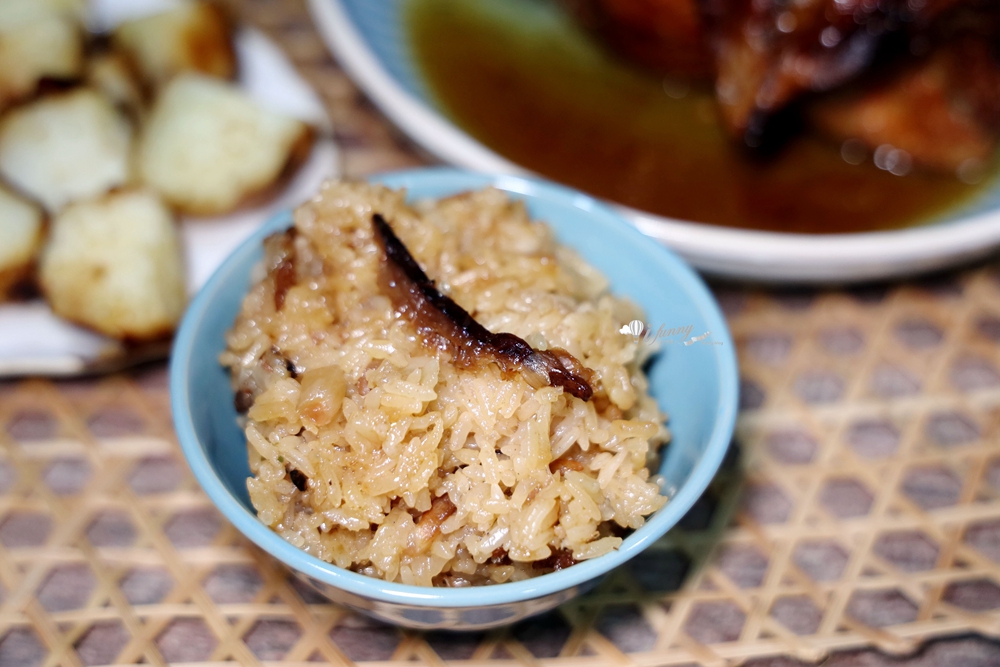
[567,0,1000,175]
[560,0,713,79]
[810,36,1000,175]
[700,0,985,143]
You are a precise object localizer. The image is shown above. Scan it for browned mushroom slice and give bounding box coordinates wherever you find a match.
[372,213,595,401]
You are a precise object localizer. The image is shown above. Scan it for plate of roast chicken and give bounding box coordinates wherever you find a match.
[310,0,1000,281]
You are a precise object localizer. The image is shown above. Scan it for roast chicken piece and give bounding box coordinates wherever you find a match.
[701,0,991,144]
[560,0,713,79]
[810,36,1000,175]
[566,0,1000,173]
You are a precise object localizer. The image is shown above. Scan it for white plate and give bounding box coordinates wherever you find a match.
[0,1,340,377]
[307,0,1000,284]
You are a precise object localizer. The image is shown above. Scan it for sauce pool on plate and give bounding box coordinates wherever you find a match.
[407,0,997,235]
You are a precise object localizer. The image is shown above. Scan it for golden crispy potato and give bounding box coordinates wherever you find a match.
[39,190,186,341]
[138,74,312,215]
[86,51,145,120]
[0,184,44,298]
[113,0,236,88]
[0,88,133,213]
[0,9,84,110]
[0,0,84,31]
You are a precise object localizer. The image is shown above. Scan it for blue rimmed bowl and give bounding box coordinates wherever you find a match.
[170,168,738,630]
[307,0,1000,283]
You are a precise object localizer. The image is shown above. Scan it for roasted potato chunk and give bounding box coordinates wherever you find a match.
[0,16,83,108]
[138,74,312,215]
[0,89,133,213]
[113,0,236,88]
[86,51,145,121]
[0,185,44,298]
[0,7,84,111]
[0,0,85,31]
[39,190,186,341]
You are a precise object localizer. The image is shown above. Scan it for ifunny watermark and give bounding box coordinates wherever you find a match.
[619,320,723,346]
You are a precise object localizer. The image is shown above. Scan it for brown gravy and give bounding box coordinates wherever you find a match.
[407,0,996,234]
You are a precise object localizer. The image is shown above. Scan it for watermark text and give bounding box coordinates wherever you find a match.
[619,320,723,346]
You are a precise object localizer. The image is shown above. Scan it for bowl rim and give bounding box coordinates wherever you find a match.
[305,0,1000,283]
[170,167,738,608]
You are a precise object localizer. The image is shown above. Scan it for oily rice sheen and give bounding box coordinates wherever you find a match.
[221,182,669,586]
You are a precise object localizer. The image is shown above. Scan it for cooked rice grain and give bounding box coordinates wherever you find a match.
[222,182,669,586]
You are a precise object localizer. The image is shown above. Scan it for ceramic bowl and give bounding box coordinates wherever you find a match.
[170,168,738,630]
[307,0,1000,283]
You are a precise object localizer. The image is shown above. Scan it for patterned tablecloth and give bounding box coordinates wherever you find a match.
[3,1,1000,665]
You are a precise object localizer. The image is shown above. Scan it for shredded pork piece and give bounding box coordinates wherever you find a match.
[408,496,457,555]
[532,548,578,571]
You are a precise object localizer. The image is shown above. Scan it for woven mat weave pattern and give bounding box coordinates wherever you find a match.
[3,1,1000,665]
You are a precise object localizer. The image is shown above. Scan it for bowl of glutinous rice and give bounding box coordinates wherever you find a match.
[170,168,737,630]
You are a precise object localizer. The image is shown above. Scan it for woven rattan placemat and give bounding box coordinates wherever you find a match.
[3,1,1000,665]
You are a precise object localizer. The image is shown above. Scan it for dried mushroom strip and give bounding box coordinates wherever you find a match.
[372,213,595,401]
